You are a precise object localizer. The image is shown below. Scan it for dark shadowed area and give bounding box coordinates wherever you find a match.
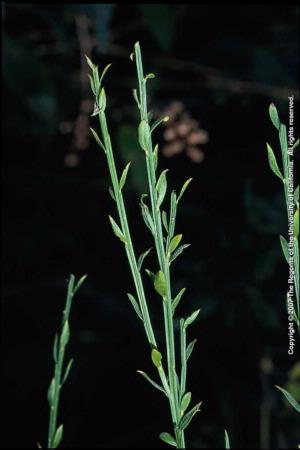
[1,4,299,449]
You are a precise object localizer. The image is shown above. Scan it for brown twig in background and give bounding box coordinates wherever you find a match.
[106,43,299,101]
[63,14,95,168]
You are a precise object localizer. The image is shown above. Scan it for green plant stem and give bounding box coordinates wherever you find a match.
[134,41,183,447]
[48,277,74,448]
[47,274,86,448]
[180,320,187,398]
[89,45,201,449]
[48,347,65,448]
[98,109,171,396]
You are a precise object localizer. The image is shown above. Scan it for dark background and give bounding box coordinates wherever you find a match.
[1,3,299,449]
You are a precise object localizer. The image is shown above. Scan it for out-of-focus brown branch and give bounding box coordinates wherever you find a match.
[106,43,299,101]
[63,14,95,168]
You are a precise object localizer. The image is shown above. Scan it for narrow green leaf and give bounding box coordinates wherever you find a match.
[91,103,100,117]
[52,424,64,448]
[181,392,192,413]
[184,309,201,329]
[132,89,140,109]
[47,378,56,406]
[159,432,177,447]
[225,429,231,449]
[53,334,58,363]
[275,385,300,413]
[127,293,143,321]
[145,269,156,282]
[137,370,166,395]
[109,216,126,244]
[279,124,289,177]
[154,270,167,297]
[108,187,116,202]
[156,169,168,209]
[119,162,131,191]
[62,359,74,386]
[90,127,106,153]
[151,348,162,368]
[140,195,155,234]
[169,191,177,238]
[266,143,284,181]
[85,55,95,70]
[99,63,112,86]
[177,178,193,204]
[98,87,106,111]
[73,274,87,294]
[168,234,183,254]
[169,244,190,264]
[186,339,197,362]
[92,65,100,95]
[60,320,70,347]
[138,120,151,151]
[179,402,202,431]
[153,144,158,171]
[280,235,289,263]
[269,103,280,130]
[151,117,169,133]
[162,210,169,233]
[88,74,96,95]
[292,138,299,150]
[137,248,152,271]
[172,288,186,314]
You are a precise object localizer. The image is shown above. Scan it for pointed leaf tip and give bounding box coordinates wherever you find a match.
[181,392,192,413]
[266,143,284,181]
[52,424,64,448]
[168,234,183,254]
[119,162,131,191]
[275,385,300,413]
[184,309,201,329]
[269,103,280,130]
[225,429,231,449]
[159,432,177,447]
[177,178,193,203]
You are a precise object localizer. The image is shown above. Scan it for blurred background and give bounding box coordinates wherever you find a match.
[1,4,299,448]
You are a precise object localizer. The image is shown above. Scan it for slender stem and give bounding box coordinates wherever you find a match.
[97,109,172,397]
[89,44,196,448]
[47,274,86,448]
[99,112,155,344]
[48,346,65,447]
[180,320,187,398]
[134,41,183,446]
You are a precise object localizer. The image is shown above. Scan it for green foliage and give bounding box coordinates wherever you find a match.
[267,104,300,444]
[266,104,299,328]
[275,386,300,413]
[224,429,231,449]
[151,348,163,368]
[160,432,177,447]
[89,42,202,448]
[47,274,87,448]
